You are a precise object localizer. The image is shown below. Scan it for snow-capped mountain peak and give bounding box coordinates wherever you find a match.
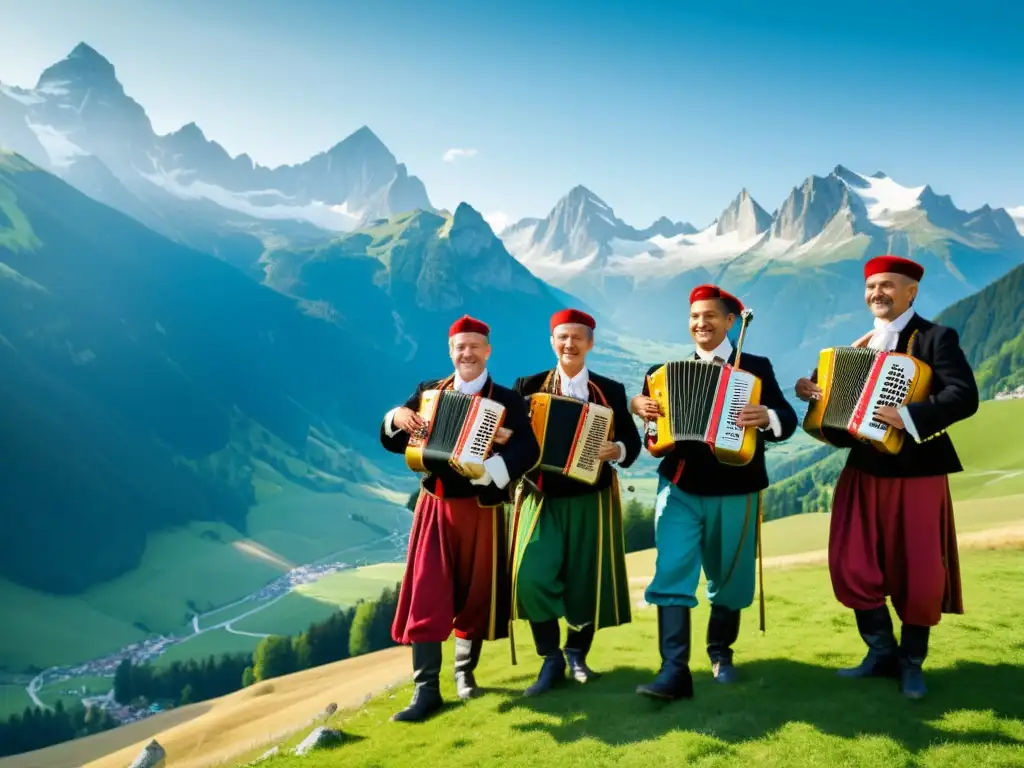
[497,185,698,283]
[715,189,772,239]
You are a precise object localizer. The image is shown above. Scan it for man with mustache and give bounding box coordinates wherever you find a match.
[794,255,978,699]
[630,285,797,701]
[380,315,540,722]
[508,308,642,696]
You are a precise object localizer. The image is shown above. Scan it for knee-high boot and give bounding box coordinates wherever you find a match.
[706,605,741,683]
[391,642,444,722]
[564,623,596,683]
[453,637,483,700]
[524,619,566,696]
[837,606,901,679]
[899,624,929,699]
[636,605,693,700]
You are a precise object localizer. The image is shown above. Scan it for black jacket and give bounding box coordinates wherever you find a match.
[641,351,798,497]
[818,314,979,477]
[513,368,643,498]
[380,374,540,506]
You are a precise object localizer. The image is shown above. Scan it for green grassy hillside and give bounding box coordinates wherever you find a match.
[0,152,422,672]
[762,398,1024,522]
[248,545,1024,768]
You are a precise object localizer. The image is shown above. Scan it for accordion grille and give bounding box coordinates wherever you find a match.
[821,347,876,427]
[425,391,473,458]
[666,360,721,441]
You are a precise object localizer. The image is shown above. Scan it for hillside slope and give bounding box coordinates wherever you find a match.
[0,149,414,601]
[935,261,1024,397]
[261,204,648,387]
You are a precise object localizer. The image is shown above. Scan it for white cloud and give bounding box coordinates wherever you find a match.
[443,147,478,163]
[483,211,510,234]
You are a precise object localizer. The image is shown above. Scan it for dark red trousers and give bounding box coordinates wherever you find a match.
[828,466,964,627]
[391,487,511,644]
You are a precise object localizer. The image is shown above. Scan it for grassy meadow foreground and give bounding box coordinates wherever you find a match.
[3,493,1020,768]
[251,544,1024,768]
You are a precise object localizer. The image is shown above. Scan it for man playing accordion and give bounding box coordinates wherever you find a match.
[794,255,979,699]
[509,309,642,695]
[380,315,540,722]
[630,285,797,700]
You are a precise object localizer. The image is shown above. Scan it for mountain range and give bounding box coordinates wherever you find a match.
[0,43,433,276]
[498,168,1024,383]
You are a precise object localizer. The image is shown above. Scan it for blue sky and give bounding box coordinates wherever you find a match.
[1,0,1021,230]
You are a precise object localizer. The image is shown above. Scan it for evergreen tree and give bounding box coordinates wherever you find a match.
[348,601,378,657]
[253,636,298,681]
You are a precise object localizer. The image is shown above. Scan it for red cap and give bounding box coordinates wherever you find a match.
[550,308,596,331]
[448,314,490,337]
[864,255,924,281]
[689,284,744,314]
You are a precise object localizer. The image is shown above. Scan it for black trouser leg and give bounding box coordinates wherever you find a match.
[564,623,596,683]
[524,619,566,696]
[453,637,483,700]
[837,605,901,679]
[391,642,444,722]
[899,624,930,699]
[706,605,741,683]
[636,606,693,701]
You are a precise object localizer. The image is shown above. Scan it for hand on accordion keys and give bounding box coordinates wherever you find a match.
[630,395,662,421]
[492,427,513,445]
[736,404,771,429]
[872,406,906,430]
[597,441,622,461]
[794,376,822,402]
[393,406,428,436]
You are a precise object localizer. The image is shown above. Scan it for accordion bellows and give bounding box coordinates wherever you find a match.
[527,393,613,485]
[803,347,933,454]
[645,359,762,465]
[405,389,506,479]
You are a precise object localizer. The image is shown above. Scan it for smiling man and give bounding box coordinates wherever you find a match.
[794,255,979,699]
[509,308,642,696]
[630,285,797,701]
[380,314,540,722]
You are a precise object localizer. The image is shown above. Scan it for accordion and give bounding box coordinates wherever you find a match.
[645,359,762,465]
[405,389,506,479]
[527,393,614,485]
[803,347,932,454]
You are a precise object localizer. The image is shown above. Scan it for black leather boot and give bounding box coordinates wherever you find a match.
[524,619,566,696]
[837,606,900,679]
[706,605,740,684]
[636,606,693,700]
[564,623,596,683]
[899,624,929,699]
[391,642,444,722]
[453,637,483,700]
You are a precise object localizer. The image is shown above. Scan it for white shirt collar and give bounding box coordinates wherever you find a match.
[557,365,590,400]
[874,306,916,333]
[454,368,488,394]
[695,337,733,363]
[868,307,916,351]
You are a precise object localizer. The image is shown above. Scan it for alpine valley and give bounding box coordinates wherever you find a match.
[1,41,1022,682]
[0,44,644,676]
